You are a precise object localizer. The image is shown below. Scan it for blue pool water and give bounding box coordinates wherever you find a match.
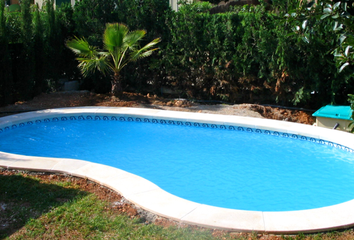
[1,116,354,211]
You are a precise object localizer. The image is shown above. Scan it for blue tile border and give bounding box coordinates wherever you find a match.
[1,114,353,153]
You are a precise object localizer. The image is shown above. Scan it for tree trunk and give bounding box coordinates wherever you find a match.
[111,72,123,98]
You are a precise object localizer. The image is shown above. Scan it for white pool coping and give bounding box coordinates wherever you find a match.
[1,106,354,234]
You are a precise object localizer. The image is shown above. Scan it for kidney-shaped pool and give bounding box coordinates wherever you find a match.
[1,107,354,233]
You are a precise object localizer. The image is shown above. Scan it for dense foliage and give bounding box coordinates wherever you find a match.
[0,0,353,109]
[285,0,354,127]
[162,2,351,107]
[0,0,79,105]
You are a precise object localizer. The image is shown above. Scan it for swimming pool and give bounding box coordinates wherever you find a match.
[1,107,354,233]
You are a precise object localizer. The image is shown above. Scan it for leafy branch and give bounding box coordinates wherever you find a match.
[286,0,353,75]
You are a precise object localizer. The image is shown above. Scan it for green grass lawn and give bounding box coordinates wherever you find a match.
[1,169,354,240]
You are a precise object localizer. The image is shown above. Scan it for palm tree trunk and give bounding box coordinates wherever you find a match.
[111,72,123,98]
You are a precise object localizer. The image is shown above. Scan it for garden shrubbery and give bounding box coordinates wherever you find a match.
[0,0,353,108]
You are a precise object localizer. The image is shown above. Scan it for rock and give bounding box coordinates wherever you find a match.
[175,100,183,107]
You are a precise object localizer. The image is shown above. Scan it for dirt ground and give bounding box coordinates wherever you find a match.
[0,91,315,125]
[0,91,316,239]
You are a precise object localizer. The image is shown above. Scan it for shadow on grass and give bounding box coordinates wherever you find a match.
[0,173,88,239]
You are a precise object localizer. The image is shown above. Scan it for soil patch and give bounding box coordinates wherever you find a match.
[0,91,315,125]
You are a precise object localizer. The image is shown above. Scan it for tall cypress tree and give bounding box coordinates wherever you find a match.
[0,0,14,105]
[45,0,62,85]
[17,0,34,100]
[33,4,47,95]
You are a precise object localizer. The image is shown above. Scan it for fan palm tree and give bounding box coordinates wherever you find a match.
[66,23,160,98]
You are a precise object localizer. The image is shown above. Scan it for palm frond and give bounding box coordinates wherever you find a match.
[76,54,112,77]
[124,30,146,50]
[134,48,158,60]
[66,37,97,58]
[66,37,112,77]
[104,23,128,53]
[129,38,161,61]
[103,23,131,70]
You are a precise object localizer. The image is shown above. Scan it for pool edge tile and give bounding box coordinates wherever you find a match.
[51,159,91,174]
[181,205,265,232]
[0,154,60,172]
[263,202,354,234]
[102,175,160,197]
[71,162,132,183]
[125,188,201,221]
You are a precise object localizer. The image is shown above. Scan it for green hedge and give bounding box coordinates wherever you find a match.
[0,0,79,106]
[162,3,353,107]
[0,0,353,108]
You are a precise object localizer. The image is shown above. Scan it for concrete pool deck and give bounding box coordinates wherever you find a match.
[1,106,354,234]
